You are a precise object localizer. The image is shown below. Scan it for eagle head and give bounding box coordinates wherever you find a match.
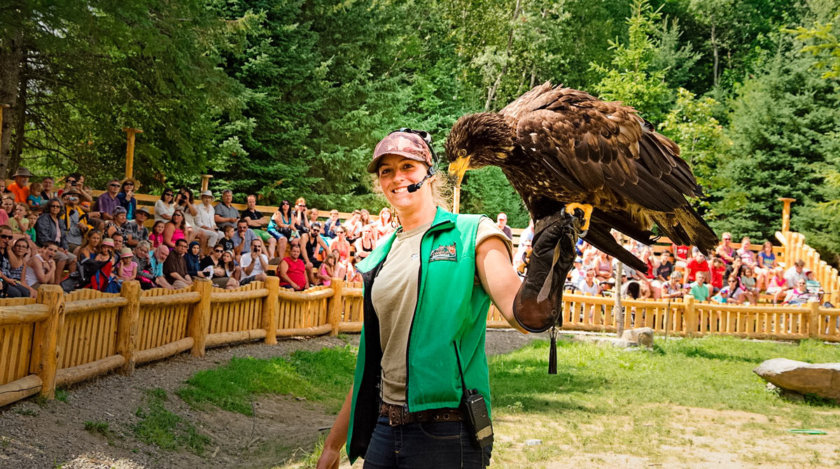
[445,112,515,185]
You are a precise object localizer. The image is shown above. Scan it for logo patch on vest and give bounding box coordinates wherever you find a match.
[429,242,457,262]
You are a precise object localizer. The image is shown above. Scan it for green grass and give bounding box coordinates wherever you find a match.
[132,388,210,455]
[177,345,356,415]
[84,420,110,435]
[55,389,69,403]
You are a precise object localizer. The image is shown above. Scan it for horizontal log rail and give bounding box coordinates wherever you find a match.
[0,305,49,325]
[65,297,128,315]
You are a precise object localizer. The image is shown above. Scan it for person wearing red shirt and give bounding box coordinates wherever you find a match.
[7,167,32,203]
[709,257,726,292]
[684,252,710,284]
[279,243,308,291]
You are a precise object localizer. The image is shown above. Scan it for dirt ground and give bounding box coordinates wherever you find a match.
[0,330,536,469]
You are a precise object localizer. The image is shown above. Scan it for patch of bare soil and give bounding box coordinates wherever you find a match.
[0,330,537,469]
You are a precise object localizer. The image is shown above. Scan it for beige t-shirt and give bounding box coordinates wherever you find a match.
[372,217,511,405]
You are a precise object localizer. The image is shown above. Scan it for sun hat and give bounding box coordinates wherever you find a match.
[200,190,213,198]
[367,131,433,173]
[136,206,151,216]
[120,247,133,258]
[102,238,115,247]
[12,167,33,178]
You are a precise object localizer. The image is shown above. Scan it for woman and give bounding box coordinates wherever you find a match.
[5,238,35,297]
[117,179,138,219]
[766,267,788,303]
[291,197,309,235]
[162,210,191,249]
[154,189,175,222]
[374,207,395,239]
[200,244,240,289]
[174,188,198,228]
[755,241,776,291]
[220,250,240,281]
[185,241,202,278]
[75,229,103,261]
[783,279,811,305]
[329,227,351,261]
[317,130,530,469]
[324,209,342,238]
[714,276,746,304]
[267,201,293,256]
[0,195,14,226]
[344,210,363,242]
[353,225,376,260]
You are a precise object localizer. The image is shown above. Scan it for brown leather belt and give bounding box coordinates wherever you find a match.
[379,403,462,426]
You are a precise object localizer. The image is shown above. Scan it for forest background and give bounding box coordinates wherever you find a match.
[1,0,840,262]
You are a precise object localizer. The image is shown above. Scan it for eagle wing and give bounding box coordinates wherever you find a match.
[501,84,717,255]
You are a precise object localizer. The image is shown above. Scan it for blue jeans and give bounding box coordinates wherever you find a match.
[363,416,491,468]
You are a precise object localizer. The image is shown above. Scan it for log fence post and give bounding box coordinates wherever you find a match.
[328,278,344,336]
[809,301,820,339]
[117,280,141,375]
[262,276,279,345]
[684,296,697,337]
[189,279,212,357]
[34,285,65,399]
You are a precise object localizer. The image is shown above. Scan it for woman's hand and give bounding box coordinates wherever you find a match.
[316,447,340,469]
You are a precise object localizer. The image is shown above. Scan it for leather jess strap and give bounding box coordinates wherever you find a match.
[379,403,462,426]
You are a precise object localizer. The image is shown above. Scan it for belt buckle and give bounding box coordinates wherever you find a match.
[388,404,408,426]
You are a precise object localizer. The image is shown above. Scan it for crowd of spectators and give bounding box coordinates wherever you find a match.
[0,167,830,307]
[544,227,828,306]
[0,168,402,297]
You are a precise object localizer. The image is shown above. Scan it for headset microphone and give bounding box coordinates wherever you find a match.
[406,166,436,193]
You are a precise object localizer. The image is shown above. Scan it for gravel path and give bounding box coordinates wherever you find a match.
[0,329,538,469]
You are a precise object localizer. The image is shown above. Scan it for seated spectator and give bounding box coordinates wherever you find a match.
[496,213,513,240]
[267,201,293,257]
[323,209,342,238]
[308,207,320,227]
[242,194,275,255]
[9,203,32,238]
[220,250,241,283]
[76,230,103,262]
[72,175,95,208]
[684,252,710,284]
[163,238,192,289]
[784,259,807,288]
[353,225,376,261]
[27,181,44,209]
[213,189,239,231]
[709,257,726,293]
[35,198,75,284]
[7,167,32,203]
[149,221,165,248]
[106,206,130,239]
[329,227,351,261]
[715,232,736,265]
[155,189,175,222]
[576,268,601,296]
[174,188,198,230]
[58,174,91,205]
[804,270,824,303]
[513,239,531,276]
[26,241,58,288]
[301,222,330,284]
[568,257,585,287]
[116,247,137,283]
[123,206,150,248]
[92,179,121,221]
[232,218,258,257]
[5,238,36,297]
[359,209,372,230]
[149,244,177,289]
[40,177,57,200]
[241,238,269,283]
[374,207,395,239]
[194,191,221,254]
[219,224,235,253]
[343,210,362,242]
[765,267,788,303]
[291,198,310,235]
[278,244,308,291]
[688,272,711,302]
[594,251,613,282]
[0,195,13,226]
[672,243,690,267]
[199,244,239,289]
[185,241,202,278]
[737,236,757,267]
[317,250,339,287]
[162,210,193,249]
[0,226,25,297]
[87,238,117,291]
[112,232,125,253]
[344,255,362,283]
[651,251,675,298]
[782,279,811,305]
[714,276,746,304]
[60,190,91,253]
[117,179,138,219]
[133,241,157,290]
[755,240,776,290]
[661,271,684,299]
[739,265,759,304]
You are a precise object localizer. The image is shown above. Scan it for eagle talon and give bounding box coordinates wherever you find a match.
[564,203,593,232]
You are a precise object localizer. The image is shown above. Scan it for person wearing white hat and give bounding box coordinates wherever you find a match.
[194,190,221,254]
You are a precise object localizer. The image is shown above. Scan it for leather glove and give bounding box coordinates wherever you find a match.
[513,213,580,332]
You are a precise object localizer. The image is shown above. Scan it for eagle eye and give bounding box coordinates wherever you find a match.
[457,149,467,158]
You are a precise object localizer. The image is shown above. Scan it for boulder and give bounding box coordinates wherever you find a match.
[621,327,654,348]
[753,358,840,401]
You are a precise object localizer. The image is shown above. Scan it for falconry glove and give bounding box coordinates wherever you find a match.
[512,211,581,333]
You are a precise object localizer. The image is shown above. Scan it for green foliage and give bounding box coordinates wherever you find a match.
[459,167,530,227]
[133,388,210,454]
[83,420,110,436]
[177,346,356,415]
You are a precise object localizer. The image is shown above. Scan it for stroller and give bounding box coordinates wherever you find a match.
[60,257,110,293]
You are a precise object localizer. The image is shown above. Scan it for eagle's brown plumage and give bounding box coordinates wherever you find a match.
[445,82,718,272]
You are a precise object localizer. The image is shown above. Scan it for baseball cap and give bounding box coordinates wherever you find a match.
[367,131,433,173]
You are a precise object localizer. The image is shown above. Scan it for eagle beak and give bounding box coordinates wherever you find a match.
[448,156,471,186]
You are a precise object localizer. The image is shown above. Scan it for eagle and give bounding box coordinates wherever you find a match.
[446,82,717,296]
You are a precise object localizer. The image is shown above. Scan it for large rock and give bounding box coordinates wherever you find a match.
[753,358,840,401]
[621,327,654,348]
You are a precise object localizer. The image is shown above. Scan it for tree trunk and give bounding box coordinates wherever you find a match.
[9,55,28,176]
[484,0,522,111]
[0,31,24,179]
[711,23,719,88]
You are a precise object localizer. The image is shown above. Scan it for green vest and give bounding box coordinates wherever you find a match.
[346,207,493,462]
